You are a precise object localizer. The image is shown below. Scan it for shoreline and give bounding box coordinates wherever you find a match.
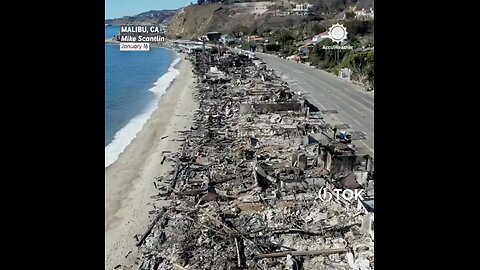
[105,48,179,168]
[105,54,197,269]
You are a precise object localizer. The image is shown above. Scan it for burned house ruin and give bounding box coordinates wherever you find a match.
[135,50,374,270]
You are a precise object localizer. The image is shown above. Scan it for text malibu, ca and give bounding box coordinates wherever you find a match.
[119,25,165,51]
[120,26,161,33]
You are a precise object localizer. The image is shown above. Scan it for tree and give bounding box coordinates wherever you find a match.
[316,39,336,59]
[341,50,374,86]
[345,11,355,19]
[232,24,250,36]
[344,20,374,36]
[276,29,295,45]
[342,52,364,73]
[364,50,374,85]
[306,21,326,36]
[309,39,338,69]
[348,35,361,49]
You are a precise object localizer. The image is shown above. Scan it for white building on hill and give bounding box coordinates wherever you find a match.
[312,31,331,43]
[292,3,313,15]
[354,8,374,19]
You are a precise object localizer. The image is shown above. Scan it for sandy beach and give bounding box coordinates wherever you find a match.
[105,56,196,270]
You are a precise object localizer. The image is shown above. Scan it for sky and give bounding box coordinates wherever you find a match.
[105,0,194,19]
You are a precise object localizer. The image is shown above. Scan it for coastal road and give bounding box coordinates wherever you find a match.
[256,52,374,157]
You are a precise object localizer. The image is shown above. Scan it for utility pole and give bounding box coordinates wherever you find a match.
[202,36,206,56]
[335,40,340,67]
[337,48,339,66]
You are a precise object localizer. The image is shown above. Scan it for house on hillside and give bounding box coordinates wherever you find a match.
[296,39,314,63]
[354,8,374,19]
[354,47,374,52]
[197,0,224,4]
[291,3,313,15]
[353,0,374,19]
[206,32,222,42]
[247,35,265,42]
[312,31,330,43]
[244,35,266,53]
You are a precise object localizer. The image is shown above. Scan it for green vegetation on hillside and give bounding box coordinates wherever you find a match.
[166,0,374,88]
[341,50,374,87]
[309,39,348,71]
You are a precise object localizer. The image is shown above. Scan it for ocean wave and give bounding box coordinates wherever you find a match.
[105,56,181,168]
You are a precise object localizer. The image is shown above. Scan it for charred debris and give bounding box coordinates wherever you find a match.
[136,51,374,270]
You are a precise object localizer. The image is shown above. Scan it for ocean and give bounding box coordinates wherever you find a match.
[105,26,179,167]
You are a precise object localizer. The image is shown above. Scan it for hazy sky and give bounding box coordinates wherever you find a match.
[105,0,194,19]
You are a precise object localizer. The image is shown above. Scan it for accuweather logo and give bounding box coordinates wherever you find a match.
[328,23,348,44]
[318,186,364,202]
[320,23,352,50]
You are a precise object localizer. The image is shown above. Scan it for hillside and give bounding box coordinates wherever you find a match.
[105,10,177,25]
[299,0,369,16]
[165,0,375,39]
[166,2,325,39]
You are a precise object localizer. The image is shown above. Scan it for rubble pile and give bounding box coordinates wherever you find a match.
[136,51,374,270]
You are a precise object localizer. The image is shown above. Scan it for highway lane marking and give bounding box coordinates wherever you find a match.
[309,95,374,154]
[261,54,374,109]
[300,71,373,112]
[345,88,374,105]
[284,79,375,154]
[292,70,370,109]
[286,73,331,101]
[303,93,327,110]
[261,58,374,135]
[359,141,375,154]
[288,72,368,122]
[266,63,373,126]
[253,53,375,154]
[297,62,368,94]
[265,54,367,96]
[308,94,373,138]
[306,77,374,123]
[293,71,372,120]
[307,94,366,129]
